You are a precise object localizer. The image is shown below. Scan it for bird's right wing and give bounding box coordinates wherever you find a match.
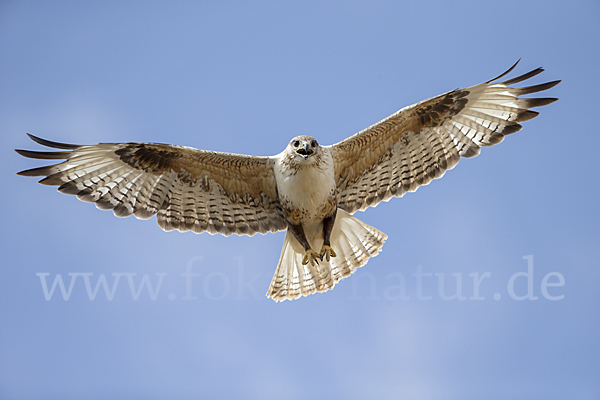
[16,135,287,236]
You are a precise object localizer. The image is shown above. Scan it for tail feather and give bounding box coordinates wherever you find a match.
[267,209,387,302]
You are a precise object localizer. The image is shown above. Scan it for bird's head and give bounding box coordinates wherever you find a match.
[287,135,320,161]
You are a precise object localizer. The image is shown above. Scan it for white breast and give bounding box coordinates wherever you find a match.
[274,148,336,221]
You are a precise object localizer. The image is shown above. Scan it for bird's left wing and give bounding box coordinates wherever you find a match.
[330,61,560,214]
[16,135,286,236]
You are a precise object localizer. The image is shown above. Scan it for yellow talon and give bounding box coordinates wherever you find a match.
[319,245,337,262]
[302,249,320,266]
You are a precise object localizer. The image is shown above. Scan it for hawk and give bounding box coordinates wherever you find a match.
[16,61,559,302]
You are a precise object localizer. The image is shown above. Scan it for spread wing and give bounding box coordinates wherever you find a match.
[331,61,560,214]
[16,135,286,236]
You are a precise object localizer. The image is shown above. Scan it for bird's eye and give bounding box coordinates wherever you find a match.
[293,140,300,147]
[311,140,317,147]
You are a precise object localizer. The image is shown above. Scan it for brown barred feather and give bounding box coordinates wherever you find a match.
[16,136,286,236]
[332,61,560,213]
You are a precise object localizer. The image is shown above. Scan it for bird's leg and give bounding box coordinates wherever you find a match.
[287,221,320,266]
[319,209,337,262]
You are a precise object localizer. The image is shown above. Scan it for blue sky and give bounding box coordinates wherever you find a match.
[1,1,599,399]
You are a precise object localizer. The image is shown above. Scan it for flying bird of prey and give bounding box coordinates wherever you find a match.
[16,61,559,302]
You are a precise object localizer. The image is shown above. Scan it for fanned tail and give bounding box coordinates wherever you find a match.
[267,209,387,302]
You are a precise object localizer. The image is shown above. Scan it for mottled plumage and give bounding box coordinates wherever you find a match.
[16,61,559,302]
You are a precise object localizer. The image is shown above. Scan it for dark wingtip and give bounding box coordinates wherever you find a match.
[516,80,561,95]
[486,59,521,84]
[25,133,80,150]
[544,80,561,90]
[500,68,545,86]
[16,165,54,177]
[526,97,559,108]
[15,149,71,160]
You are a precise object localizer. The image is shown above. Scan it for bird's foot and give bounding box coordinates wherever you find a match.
[319,245,337,262]
[302,249,321,266]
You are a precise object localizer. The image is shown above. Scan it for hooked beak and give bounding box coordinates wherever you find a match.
[296,143,314,160]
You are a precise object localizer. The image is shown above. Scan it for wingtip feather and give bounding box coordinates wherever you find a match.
[486,59,521,83]
[25,133,80,150]
[17,166,54,177]
[15,149,71,160]
[500,68,545,86]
